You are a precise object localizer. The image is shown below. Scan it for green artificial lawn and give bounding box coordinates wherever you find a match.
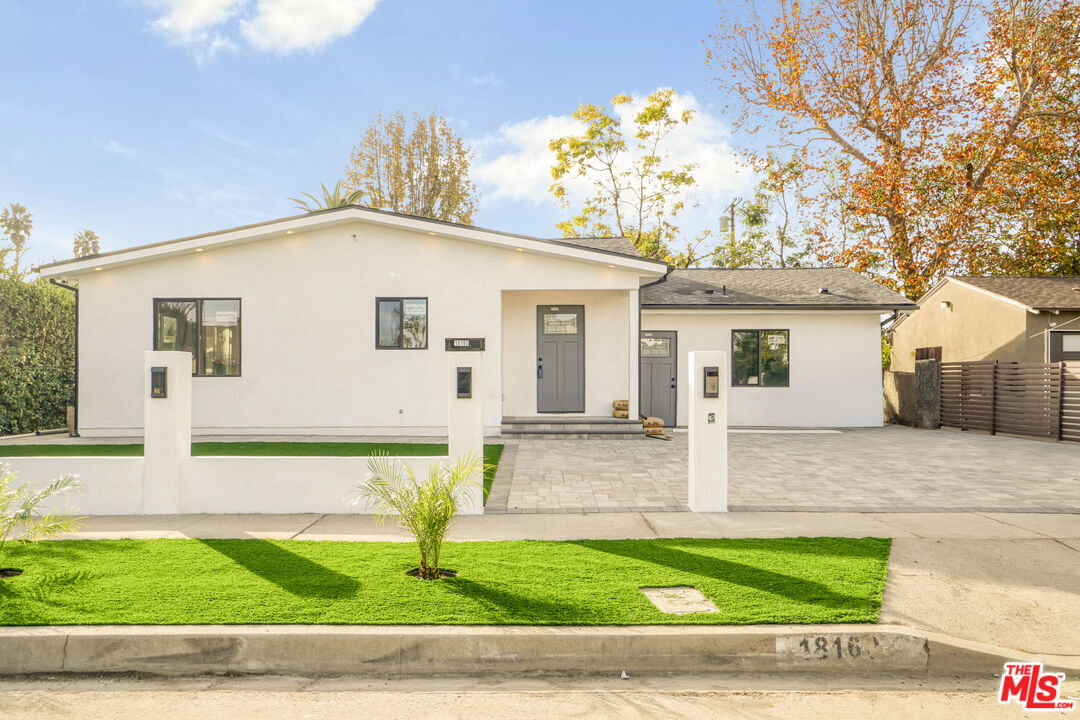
[0,442,504,504]
[0,537,890,626]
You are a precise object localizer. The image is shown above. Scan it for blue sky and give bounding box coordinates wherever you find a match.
[0,1,757,268]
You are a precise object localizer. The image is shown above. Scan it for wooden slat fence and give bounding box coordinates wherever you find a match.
[940,361,1080,442]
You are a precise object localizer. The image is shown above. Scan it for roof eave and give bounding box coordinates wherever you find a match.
[641,303,916,311]
[35,206,667,278]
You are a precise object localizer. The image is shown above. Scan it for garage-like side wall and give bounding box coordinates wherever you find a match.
[642,310,883,427]
[75,222,647,436]
[889,281,1028,373]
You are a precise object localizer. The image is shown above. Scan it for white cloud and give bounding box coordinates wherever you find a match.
[143,0,378,61]
[472,90,754,221]
[470,72,504,88]
[149,0,243,41]
[97,139,138,157]
[241,0,379,53]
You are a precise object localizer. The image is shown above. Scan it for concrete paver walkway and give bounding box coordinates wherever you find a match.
[490,426,1080,513]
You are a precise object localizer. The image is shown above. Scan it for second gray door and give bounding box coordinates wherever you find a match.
[640,330,677,427]
[537,305,585,413]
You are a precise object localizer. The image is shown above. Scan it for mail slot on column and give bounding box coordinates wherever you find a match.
[703,366,720,398]
[150,366,168,399]
[456,367,472,398]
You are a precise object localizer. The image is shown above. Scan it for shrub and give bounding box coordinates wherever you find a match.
[0,463,84,571]
[0,275,75,435]
[354,453,483,579]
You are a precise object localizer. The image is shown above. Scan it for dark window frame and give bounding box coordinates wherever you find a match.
[152,297,242,377]
[375,296,429,350]
[731,329,790,388]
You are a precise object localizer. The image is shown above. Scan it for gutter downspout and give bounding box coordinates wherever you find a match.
[48,278,79,437]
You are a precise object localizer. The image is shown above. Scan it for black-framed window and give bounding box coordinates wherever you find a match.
[376,297,428,349]
[732,329,789,387]
[153,298,241,376]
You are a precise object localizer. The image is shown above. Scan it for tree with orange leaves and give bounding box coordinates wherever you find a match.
[709,0,1080,298]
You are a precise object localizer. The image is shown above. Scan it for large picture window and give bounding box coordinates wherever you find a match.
[154,298,241,376]
[732,329,789,387]
[376,297,428,349]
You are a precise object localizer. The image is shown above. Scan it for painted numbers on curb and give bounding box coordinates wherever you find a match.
[776,634,927,670]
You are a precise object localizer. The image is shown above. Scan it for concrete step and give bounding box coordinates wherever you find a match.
[501,416,644,439]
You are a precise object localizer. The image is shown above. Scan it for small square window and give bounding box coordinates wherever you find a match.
[732,329,788,387]
[376,298,428,349]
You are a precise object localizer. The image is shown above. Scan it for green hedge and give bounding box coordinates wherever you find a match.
[0,275,75,435]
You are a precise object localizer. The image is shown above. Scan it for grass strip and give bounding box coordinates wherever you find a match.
[0,537,890,626]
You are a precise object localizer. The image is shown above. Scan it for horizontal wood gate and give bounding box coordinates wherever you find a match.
[940,361,1080,442]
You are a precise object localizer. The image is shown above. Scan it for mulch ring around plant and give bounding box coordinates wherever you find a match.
[405,568,458,580]
[0,569,24,578]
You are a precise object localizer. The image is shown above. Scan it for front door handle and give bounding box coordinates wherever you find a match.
[537,365,543,379]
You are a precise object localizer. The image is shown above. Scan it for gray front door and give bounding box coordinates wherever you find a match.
[537,305,585,413]
[640,330,677,426]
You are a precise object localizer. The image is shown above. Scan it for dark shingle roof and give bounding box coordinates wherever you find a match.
[641,267,915,310]
[553,236,641,258]
[953,276,1080,311]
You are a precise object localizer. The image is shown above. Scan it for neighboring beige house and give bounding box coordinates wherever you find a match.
[889,276,1080,372]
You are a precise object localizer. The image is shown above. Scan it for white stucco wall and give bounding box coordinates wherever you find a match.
[642,310,884,427]
[74,221,650,436]
[501,290,633,417]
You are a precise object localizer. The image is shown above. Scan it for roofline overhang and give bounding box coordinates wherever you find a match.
[35,205,668,278]
[641,303,915,312]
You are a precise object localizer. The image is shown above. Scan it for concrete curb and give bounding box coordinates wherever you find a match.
[1,624,1076,678]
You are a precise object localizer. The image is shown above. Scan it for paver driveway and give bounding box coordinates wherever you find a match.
[485,425,1080,513]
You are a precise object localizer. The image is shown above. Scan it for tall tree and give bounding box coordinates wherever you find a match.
[548,89,708,266]
[344,111,479,225]
[0,203,33,277]
[72,229,100,258]
[713,155,813,268]
[290,181,366,213]
[710,0,1080,297]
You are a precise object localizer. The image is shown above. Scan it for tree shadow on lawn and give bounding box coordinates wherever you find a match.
[197,539,359,599]
[441,577,589,623]
[571,539,881,615]
[0,569,97,625]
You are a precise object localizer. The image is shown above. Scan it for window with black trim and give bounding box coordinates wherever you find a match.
[153,298,241,376]
[732,329,789,387]
[376,297,428,349]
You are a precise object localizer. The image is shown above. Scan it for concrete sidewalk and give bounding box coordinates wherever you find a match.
[61,510,1080,542]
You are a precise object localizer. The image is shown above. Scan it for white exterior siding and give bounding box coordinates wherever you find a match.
[75,220,649,436]
[642,309,883,427]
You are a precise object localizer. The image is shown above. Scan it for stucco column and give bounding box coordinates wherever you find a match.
[448,350,484,515]
[143,351,191,514]
[628,288,640,420]
[687,351,729,512]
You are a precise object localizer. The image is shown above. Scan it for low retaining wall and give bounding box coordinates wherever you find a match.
[3,455,442,515]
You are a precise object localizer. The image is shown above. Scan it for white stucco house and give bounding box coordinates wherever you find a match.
[35,206,914,437]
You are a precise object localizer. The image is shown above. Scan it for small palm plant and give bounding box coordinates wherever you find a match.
[289,181,366,212]
[0,464,85,577]
[355,454,483,580]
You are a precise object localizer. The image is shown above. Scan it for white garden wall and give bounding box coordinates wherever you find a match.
[642,309,884,427]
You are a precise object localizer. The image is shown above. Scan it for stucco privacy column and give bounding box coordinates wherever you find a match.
[142,351,191,514]
[628,288,640,419]
[447,343,484,515]
[687,351,729,512]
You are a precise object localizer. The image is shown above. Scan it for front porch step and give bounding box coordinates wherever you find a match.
[500,416,645,439]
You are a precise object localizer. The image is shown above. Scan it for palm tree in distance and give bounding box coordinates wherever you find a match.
[289,181,366,213]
